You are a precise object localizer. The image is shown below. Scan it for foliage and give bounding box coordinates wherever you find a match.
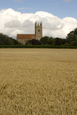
[39,36,66,46]
[66,28,77,46]
[48,37,55,45]
[54,38,63,46]
[0,33,20,45]
[39,36,49,45]
[0,45,77,48]
[25,39,40,45]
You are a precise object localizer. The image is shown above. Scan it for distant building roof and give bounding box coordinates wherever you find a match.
[17,34,36,40]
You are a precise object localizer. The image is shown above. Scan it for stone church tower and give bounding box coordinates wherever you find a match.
[35,22,42,40]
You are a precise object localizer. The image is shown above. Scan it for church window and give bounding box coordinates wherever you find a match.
[38,29,40,32]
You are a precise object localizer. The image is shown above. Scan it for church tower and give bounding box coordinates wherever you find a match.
[35,22,42,40]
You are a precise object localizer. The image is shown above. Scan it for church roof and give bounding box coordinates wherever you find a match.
[17,34,36,39]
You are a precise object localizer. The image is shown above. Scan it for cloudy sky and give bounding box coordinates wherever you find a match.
[0,0,77,39]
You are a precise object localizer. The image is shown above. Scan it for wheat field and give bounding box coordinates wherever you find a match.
[0,49,77,115]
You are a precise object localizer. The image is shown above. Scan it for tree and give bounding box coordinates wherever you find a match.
[70,41,77,46]
[31,39,40,45]
[25,39,40,45]
[12,38,21,45]
[0,33,20,45]
[48,37,54,45]
[54,37,63,46]
[66,28,77,46]
[39,36,49,45]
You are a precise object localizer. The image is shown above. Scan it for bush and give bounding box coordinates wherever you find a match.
[0,45,77,48]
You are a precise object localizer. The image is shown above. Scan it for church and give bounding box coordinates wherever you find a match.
[17,22,42,45]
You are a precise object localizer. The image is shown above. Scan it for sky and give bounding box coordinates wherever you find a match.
[0,0,77,39]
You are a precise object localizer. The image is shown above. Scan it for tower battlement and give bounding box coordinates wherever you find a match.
[35,22,42,27]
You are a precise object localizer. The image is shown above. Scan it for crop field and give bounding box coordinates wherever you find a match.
[0,49,77,115]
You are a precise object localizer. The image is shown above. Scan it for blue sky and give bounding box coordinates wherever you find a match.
[0,0,77,19]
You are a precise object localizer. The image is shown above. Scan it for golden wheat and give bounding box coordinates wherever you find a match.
[0,49,77,115]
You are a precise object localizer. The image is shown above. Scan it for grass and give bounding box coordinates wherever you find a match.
[0,49,77,115]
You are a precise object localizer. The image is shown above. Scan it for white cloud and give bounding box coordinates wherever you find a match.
[0,8,77,39]
[5,20,21,28]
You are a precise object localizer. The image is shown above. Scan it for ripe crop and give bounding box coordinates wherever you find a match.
[0,49,77,115]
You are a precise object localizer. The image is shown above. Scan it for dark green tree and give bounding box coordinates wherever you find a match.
[0,33,20,45]
[39,36,49,45]
[48,37,54,45]
[31,39,40,45]
[66,28,77,46]
[54,37,63,46]
[25,39,40,45]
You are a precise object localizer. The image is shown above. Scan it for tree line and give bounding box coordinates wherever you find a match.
[0,33,20,45]
[0,28,77,46]
[26,28,77,46]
